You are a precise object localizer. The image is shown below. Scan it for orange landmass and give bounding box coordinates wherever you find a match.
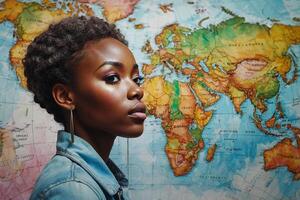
[289,126,300,146]
[264,138,300,180]
[79,0,139,23]
[134,24,144,29]
[182,68,194,76]
[162,116,198,176]
[0,0,27,22]
[141,40,153,54]
[206,144,217,162]
[265,115,276,128]
[159,3,173,13]
[142,63,155,75]
[164,118,203,176]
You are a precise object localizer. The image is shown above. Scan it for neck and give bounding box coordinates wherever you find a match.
[87,133,116,162]
[66,123,116,162]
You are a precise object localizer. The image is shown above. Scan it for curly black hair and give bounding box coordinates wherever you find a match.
[23,16,128,124]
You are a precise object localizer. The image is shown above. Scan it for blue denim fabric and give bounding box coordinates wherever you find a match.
[30,130,130,200]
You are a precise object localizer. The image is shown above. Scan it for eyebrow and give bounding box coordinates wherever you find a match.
[96,61,138,71]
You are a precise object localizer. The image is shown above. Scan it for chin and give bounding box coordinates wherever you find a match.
[122,125,144,138]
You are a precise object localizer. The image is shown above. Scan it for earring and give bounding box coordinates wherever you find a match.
[70,108,75,143]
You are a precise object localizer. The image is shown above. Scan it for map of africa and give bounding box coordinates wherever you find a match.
[0,0,300,199]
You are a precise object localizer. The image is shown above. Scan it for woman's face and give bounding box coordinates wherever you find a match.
[71,38,146,138]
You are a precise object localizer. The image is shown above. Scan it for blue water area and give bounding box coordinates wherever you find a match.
[18,0,41,3]
[278,45,300,128]
[286,45,299,81]
[199,60,209,72]
[207,0,296,25]
[182,62,195,70]
[200,95,274,174]
[0,21,20,126]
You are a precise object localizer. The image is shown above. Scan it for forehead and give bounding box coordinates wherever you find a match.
[80,38,135,66]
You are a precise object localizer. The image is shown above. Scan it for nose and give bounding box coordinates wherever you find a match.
[127,80,144,100]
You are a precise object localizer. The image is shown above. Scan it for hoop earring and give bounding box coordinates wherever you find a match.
[70,108,75,143]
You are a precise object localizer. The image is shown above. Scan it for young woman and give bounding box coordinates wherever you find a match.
[24,16,146,200]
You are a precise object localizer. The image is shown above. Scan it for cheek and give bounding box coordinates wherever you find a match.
[75,83,127,122]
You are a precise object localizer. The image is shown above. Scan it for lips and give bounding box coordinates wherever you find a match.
[128,102,147,121]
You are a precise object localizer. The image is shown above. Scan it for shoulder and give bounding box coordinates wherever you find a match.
[30,155,106,199]
[30,180,106,200]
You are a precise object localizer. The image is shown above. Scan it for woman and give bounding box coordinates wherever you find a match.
[24,16,146,199]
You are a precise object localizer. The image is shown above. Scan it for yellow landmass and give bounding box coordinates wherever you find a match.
[19,8,70,40]
[208,24,300,74]
[273,56,291,80]
[11,7,71,87]
[178,82,196,118]
[189,59,230,95]
[166,138,180,151]
[10,40,31,87]
[194,105,212,129]
[142,76,173,119]
[191,80,220,107]
[155,24,190,50]
[0,0,94,88]
[209,24,300,107]
[227,85,247,113]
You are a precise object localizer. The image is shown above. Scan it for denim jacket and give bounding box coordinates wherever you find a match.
[30,130,130,200]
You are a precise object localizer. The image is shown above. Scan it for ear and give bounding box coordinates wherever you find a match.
[52,83,75,110]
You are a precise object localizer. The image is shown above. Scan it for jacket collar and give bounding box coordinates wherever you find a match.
[56,130,127,196]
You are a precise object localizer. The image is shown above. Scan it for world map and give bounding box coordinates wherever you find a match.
[0,0,300,199]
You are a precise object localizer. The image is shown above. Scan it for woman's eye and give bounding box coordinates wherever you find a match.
[104,74,120,84]
[133,76,144,86]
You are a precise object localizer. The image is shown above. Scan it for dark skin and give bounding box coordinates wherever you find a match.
[52,38,146,161]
